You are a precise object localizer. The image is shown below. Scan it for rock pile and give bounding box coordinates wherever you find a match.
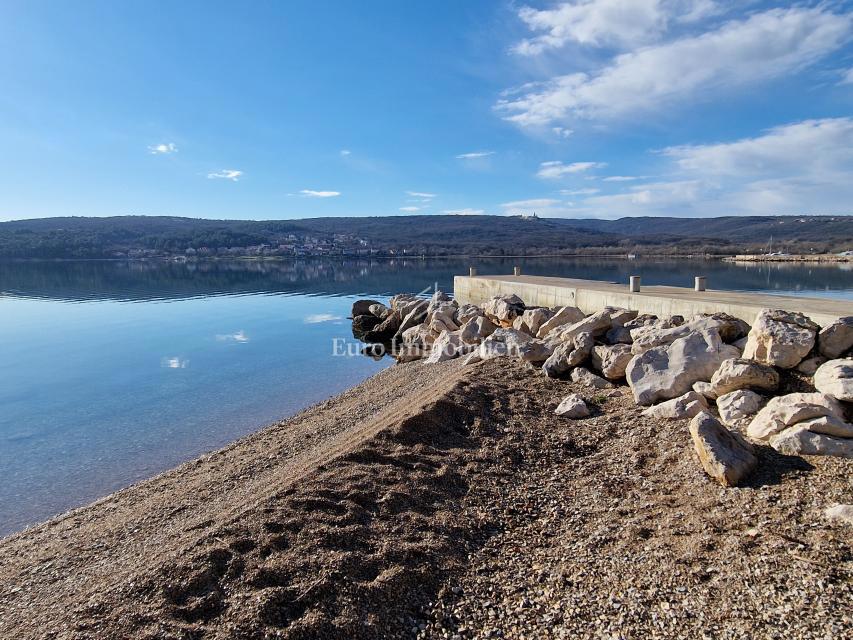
[351,293,853,484]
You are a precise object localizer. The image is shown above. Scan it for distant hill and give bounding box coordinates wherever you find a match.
[0,214,850,259]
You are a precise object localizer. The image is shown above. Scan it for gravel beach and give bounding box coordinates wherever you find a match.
[0,357,850,639]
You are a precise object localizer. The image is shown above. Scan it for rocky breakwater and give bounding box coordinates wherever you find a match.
[352,292,853,492]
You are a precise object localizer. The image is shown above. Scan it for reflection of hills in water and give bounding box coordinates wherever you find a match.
[0,258,851,302]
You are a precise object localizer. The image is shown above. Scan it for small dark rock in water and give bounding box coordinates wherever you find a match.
[363,314,401,344]
[351,299,382,317]
[352,314,382,337]
[361,344,387,360]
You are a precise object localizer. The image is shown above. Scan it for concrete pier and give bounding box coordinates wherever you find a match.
[454,274,850,325]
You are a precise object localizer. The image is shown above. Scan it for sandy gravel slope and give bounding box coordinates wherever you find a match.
[0,358,850,639]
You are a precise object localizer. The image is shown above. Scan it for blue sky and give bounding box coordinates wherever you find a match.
[2,0,853,221]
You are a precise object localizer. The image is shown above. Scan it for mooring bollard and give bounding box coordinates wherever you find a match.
[469,266,477,277]
[695,276,707,292]
[513,266,521,276]
[629,275,641,292]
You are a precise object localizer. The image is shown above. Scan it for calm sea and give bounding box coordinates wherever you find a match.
[1,257,851,536]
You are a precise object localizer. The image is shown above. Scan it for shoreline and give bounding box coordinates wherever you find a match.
[1,357,851,638]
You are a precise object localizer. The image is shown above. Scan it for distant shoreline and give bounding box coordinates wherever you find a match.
[724,254,852,263]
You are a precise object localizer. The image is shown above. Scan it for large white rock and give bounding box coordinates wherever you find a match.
[455,303,483,326]
[642,391,708,420]
[813,358,853,402]
[459,316,497,345]
[626,329,740,406]
[796,355,826,375]
[796,415,853,438]
[818,316,853,359]
[474,327,534,361]
[513,307,552,337]
[555,393,590,418]
[716,389,766,430]
[709,358,779,396]
[689,412,757,487]
[746,392,845,441]
[769,426,853,458]
[742,308,818,369]
[544,307,626,346]
[542,332,593,378]
[570,367,613,389]
[483,294,525,326]
[591,344,633,380]
[535,305,586,338]
[425,330,466,364]
[630,316,736,355]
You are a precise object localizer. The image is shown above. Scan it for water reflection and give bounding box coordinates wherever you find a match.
[1,257,851,302]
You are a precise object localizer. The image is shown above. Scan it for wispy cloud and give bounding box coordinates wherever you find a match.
[456,151,495,159]
[207,169,243,181]
[300,189,341,198]
[501,198,561,208]
[443,208,485,215]
[602,175,641,182]
[499,7,852,126]
[305,313,343,324]
[406,191,436,198]
[838,67,853,85]
[340,149,352,156]
[552,127,574,139]
[559,188,599,195]
[399,206,423,212]
[537,160,606,178]
[216,330,249,343]
[149,142,178,154]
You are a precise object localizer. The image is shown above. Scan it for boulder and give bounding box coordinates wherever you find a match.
[368,303,391,319]
[425,330,467,364]
[352,314,382,336]
[716,389,766,430]
[699,312,751,343]
[535,305,586,338]
[825,504,853,526]
[624,314,660,330]
[709,358,780,396]
[455,304,483,326]
[513,307,552,336]
[626,329,740,405]
[544,307,623,345]
[642,391,708,420]
[352,299,382,317]
[555,393,590,418]
[474,328,533,361]
[542,332,593,378]
[459,316,498,345]
[401,323,436,347]
[605,325,632,345]
[818,316,853,359]
[517,339,553,364]
[426,290,453,314]
[389,294,418,312]
[742,308,818,369]
[746,392,845,441]
[483,294,525,326]
[813,358,853,402]
[393,300,429,342]
[796,415,853,438]
[630,316,740,355]
[395,345,426,363]
[769,426,853,458]
[609,308,639,327]
[689,412,757,487]
[591,344,633,380]
[363,313,402,343]
[570,367,613,389]
[796,355,826,375]
[692,381,718,400]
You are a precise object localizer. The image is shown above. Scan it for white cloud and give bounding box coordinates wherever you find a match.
[840,67,853,85]
[406,191,436,198]
[161,357,189,369]
[513,0,710,54]
[443,208,485,215]
[602,175,641,182]
[501,198,561,208]
[305,314,343,324]
[216,330,249,343]
[663,118,853,177]
[560,187,599,195]
[399,206,422,212]
[499,7,852,126]
[149,142,178,154]
[340,149,352,156]
[456,151,495,159]
[552,127,574,138]
[207,169,243,181]
[300,189,341,198]
[537,160,606,178]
